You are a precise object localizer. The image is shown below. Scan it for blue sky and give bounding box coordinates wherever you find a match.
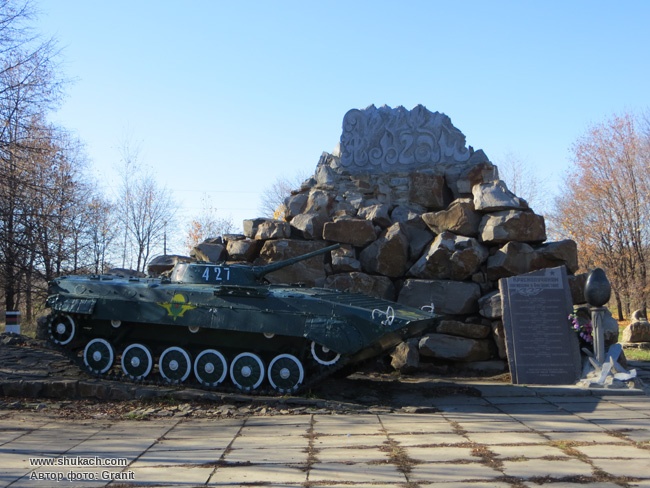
[36,1,650,249]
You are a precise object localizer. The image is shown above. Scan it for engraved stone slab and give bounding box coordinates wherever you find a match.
[338,104,470,173]
[499,266,581,385]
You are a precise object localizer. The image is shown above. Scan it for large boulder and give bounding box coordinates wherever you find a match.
[421,198,481,237]
[357,203,392,228]
[191,239,226,262]
[243,218,291,240]
[304,189,334,215]
[445,155,498,198]
[530,240,579,274]
[147,254,192,276]
[290,213,328,240]
[226,238,262,261]
[324,271,395,300]
[419,333,495,362]
[401,218,435,261]
[436,319,491,339]
[390,339,420,373]
[478,291,502,319]
[622,321,650,343]
[243,218,266,238]
[255,220,291,240]
[487,241,536,281]
[284,193,308,219]
[330,245,362,272]
[359,223,410,277]
[409,172,450,210]
[256,239,329,286]
[479,210,546,245]
[408,231,488,281]
[398,279,482,315]
[322,218,377,247]
[472,180,528,212]
[391,205,423,224]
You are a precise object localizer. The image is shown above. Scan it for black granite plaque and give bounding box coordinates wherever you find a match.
[499,266,582,385]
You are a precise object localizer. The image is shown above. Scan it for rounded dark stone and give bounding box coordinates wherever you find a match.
[584,268,611,307]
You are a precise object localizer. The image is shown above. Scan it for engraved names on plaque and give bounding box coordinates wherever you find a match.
[499,266,581,385]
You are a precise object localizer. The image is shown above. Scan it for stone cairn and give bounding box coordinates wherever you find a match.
[153,105,583,376]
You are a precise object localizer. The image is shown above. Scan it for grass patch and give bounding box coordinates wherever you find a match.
[618,322,650,361]
[623,347,650,361]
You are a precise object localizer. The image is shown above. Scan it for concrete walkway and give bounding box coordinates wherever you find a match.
[1,383,650,487]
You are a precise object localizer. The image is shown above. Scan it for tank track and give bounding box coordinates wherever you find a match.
[46,314,350,397]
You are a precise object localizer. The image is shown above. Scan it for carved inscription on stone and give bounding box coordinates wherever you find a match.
[499,266,581,385]
[339,104,470,173]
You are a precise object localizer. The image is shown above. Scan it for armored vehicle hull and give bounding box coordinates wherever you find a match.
[45,245,437,393]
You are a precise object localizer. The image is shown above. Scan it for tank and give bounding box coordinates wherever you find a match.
[44,244,438,393]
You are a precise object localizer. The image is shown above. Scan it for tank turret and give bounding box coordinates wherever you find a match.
[169,243,341,286]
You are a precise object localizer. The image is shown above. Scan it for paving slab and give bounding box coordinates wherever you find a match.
[523,483,622,488]
[308,462,407,483]
[389,432,470,446]
[408,461,503,483]
[455,419,532,433]
[147,436,234,451]
[162,419,243,438]
[464,431,549,445]
[312,433,387,448]
[575,443,650,459]
[239,423,310,438]
[495,402,565,414]
[132,448,226,466]
[309,485,412,488]
[210,464,307,484]
[128,465,214,486]
[489,443,570,458]
[500,457,593,478]
[506,416,608,432]
[406,445,476,462]
[621,428,650,442]
[380,419,456,434]
[409,484,513,488]
[315,446,389,463]
[483,395,556,404]
[224,447,308,464]
[542,430,626,443]
[230,434,308,450]
[630,481,650,487]
[590,457,650,478]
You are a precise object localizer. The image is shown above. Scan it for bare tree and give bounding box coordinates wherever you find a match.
[184,194,234,253]
[494,151,549,215]
[553,111,650,319]
[116,142,177,273]
[0,0,64,312]
[84,196,117,274]
[258,171,309,219]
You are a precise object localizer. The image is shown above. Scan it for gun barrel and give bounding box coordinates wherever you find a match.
[253,243,341,278]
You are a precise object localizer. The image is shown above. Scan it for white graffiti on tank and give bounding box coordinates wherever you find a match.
[339,105,470,172]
